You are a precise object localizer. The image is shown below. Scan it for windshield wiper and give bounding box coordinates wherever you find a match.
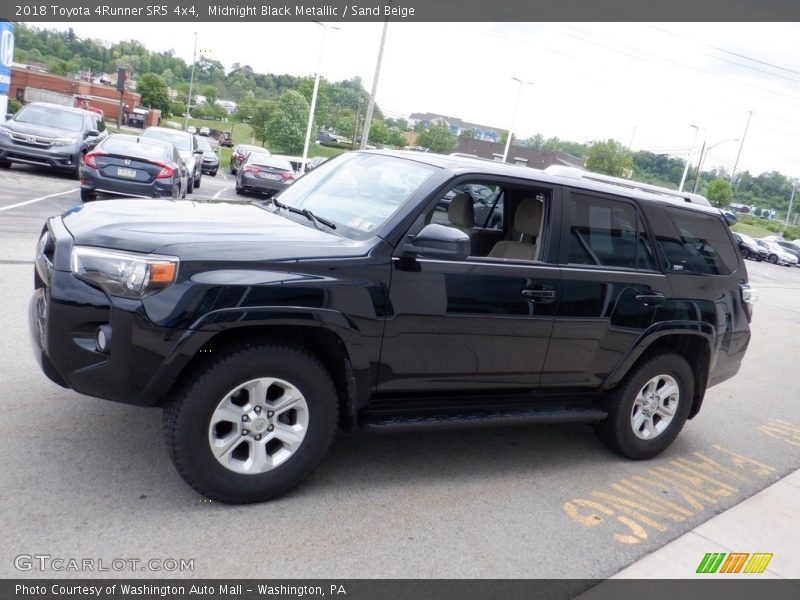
[271,198,337,230]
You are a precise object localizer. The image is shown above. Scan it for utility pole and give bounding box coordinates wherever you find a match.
[184,32,197,131]
[730,110,753,184]
[691,140,706,194]
[360,17,389,149]
[678,124,700,192]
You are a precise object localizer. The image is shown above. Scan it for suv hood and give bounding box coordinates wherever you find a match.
[3,120,78,138]
[60,199,363,260]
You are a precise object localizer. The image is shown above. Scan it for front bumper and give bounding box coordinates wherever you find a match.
[28,220,203,406]
[0,137,80,170]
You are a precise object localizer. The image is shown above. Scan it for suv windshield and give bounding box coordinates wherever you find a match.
[274,153,437,236]
[16,106,84,131]
[142,129,191,151]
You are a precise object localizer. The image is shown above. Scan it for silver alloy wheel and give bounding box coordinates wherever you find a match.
[630,374,679,440]
[208,377,309,475]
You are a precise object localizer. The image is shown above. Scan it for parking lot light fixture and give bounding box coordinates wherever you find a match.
[501,77,532,164]
[301,22,340,174]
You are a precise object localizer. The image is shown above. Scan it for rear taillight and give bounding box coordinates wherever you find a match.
[155,163,174,179]
[84,152,104,168]
[281,171,296,181]
[244,165,262,174]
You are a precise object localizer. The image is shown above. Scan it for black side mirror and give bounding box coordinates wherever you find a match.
[85,129,100,138]
[193,148,204,155]
[404,224,470,261]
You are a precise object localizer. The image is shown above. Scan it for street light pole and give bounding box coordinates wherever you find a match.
[301,22,339,174]
[360,18,389,150]
[785,186,796,233]
[502,77,531,163]
[692,138,738,193]
[184,32,198,131]
[730,110,753,183]
[678,124,700,192]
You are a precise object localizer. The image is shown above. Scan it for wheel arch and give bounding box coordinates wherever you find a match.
[603,328,714,420]
[154,322,368,431]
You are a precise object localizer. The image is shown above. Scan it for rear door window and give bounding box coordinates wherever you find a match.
[564,192,655,270]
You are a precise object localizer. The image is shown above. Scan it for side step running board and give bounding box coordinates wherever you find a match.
[360,404,607,432]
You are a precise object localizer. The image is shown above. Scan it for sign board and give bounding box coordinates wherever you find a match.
[0,22,14,95]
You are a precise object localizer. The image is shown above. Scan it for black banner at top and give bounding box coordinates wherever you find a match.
[4,0,800,22]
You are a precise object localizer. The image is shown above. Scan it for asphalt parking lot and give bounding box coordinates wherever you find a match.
[1,164,799,581]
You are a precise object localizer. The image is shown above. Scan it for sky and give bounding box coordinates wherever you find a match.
[31,21,800,182]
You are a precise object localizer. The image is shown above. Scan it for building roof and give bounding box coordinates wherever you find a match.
[454,138,584,169]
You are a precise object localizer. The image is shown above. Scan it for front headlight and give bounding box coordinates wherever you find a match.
[52,137,79,146]
[71,246,179,299]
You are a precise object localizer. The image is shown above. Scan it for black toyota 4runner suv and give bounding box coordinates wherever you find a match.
[30,152,754,503]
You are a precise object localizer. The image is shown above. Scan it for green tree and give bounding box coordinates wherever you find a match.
[136,73,170,113]
[417,121,457,154]
[526,133,545,149]
[585,139,633,177]
[250,101,272,145]
[202,85,219,107]
[265,90,310,153]
[705,179,734,208]
[367,120,390,145]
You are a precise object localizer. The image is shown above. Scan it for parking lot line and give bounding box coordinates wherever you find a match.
[0,189,77,212]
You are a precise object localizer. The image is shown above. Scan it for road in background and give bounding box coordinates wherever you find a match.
[1,166,799,580]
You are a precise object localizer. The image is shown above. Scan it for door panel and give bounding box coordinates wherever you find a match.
[378,258,561,393]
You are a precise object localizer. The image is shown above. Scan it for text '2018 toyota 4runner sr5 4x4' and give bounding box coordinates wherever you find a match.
[30,152,755,503]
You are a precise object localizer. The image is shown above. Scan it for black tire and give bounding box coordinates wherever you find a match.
[194,172,201,189]
[187,175,194,194]
[0,160,11,169]
[73,152,85,180]
[740,248,749,259]
[235,185,244,195]
[593,352,694,460]
[164,344,338,504]
[80,188,96,202]
[768,254,778,264]
[210,170,218,177]
[230,164,236,175]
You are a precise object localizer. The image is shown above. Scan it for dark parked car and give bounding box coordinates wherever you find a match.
[0,101,106,178]
[732,232,767,261]
[196,136,219,176]
[229,144,268,174]
[80,135,189,202]
[29,151,754,504]
[235,153,295,196]
[140,127,203,192]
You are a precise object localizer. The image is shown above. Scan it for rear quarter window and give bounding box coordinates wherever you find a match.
[657,210,739,275]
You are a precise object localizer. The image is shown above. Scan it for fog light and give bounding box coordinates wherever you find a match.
[95,325,112,353]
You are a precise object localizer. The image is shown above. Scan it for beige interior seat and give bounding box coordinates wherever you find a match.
[447,192,475,230]
[488,198,543,261]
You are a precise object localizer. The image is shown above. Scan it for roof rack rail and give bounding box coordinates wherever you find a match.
[543,165,711,206]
